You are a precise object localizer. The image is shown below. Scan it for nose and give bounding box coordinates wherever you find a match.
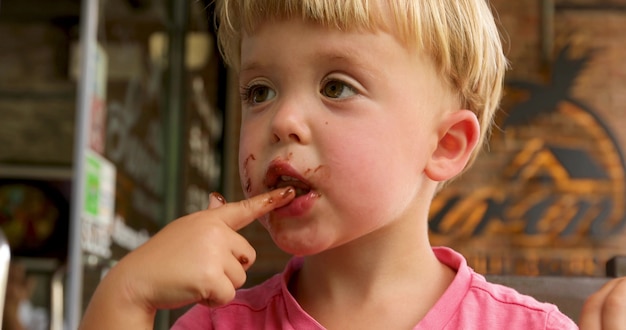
[270,99,311,144]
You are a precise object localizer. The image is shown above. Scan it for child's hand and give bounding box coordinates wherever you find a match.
[80,187,295,329]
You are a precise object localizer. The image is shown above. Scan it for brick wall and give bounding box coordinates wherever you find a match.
[431,0,626,276]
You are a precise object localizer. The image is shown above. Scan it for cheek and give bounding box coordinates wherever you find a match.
[323,126,422,211]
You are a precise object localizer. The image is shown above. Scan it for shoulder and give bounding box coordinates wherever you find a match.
[465,274,578,329]
[431,247,577,329]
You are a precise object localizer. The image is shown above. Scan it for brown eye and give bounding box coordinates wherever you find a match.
[321,80,356,99]
[252,86,272,103]
[242,84,276,104]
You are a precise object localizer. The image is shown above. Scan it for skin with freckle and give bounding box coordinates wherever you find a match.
[237,18,448,256]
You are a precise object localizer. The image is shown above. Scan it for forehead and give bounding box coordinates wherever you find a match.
[237,18,455,102]
[219,0,433,70]
[239,19,403,73]
[237,0,388,31]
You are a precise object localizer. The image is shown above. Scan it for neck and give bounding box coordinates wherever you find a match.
[290,215,455,328]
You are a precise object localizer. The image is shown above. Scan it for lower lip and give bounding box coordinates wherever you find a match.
[273,190,318,217]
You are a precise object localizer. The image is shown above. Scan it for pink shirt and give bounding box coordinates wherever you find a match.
[172,247,577,329]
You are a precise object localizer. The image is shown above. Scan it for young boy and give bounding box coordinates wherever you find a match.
[80,0,620,328]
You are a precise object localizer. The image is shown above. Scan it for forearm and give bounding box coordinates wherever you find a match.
[79,263,156,330]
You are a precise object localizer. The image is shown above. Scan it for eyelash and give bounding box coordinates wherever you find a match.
[239,85,256,102]
[239,83,268,105]
[239,77,358,104]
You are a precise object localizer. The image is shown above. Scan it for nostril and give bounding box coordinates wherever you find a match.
[288,133,301,142]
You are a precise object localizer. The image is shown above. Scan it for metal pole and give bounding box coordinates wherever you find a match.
[67,0,100,328]
[157,0,187,328]
[162,0,187,226]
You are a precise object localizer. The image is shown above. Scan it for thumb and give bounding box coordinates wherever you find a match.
[207,192,226,210]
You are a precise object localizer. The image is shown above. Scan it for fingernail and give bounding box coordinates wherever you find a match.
[281,187,295,198]
[209,192,226,205]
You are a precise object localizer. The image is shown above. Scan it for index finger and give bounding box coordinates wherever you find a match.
[217,187,295,230]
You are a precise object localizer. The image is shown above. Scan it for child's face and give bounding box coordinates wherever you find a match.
[238,18,456,256]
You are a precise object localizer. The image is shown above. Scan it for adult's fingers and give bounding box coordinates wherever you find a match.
[598,278,626,330]
[580,277,626,330]
[218,187,295,231]
[580,280,615,330]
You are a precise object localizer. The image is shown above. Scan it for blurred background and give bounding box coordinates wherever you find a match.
[0,0,625,328]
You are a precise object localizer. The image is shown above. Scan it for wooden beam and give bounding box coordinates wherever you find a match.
[0,0,81,22]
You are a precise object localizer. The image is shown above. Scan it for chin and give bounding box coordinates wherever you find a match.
[268,231,328,257]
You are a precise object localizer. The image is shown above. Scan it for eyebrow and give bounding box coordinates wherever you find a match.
[314,46,366,67]
[318,49,379,81]
[239,61,263,75]
[241,48,373,73]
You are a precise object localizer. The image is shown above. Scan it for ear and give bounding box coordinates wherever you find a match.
[425,110,480,182]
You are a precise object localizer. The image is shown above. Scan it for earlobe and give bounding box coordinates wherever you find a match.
[425,110,480,182]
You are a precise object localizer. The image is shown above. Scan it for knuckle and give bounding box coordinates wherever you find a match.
[206,223,221,235]
[239,198,254,211]
[203,222,227,240]
[232,271,248,289]
[205,289,236,307]
[249,248,257,263]
[201,277,237,307]
[200,266,222,283]
[222,287,237,303]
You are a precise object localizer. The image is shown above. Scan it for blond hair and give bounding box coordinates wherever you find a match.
[215,0,507,168]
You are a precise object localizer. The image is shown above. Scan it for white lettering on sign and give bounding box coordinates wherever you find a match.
[111,215,150,251]
[81,221,112,258]
[188,123,221,187]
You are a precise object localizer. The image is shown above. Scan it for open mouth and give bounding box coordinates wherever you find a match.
[264,163,313,198]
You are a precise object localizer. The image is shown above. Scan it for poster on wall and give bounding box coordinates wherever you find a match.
[80,150,116,258]
[70,42,109,155]
[89,43,108,154]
